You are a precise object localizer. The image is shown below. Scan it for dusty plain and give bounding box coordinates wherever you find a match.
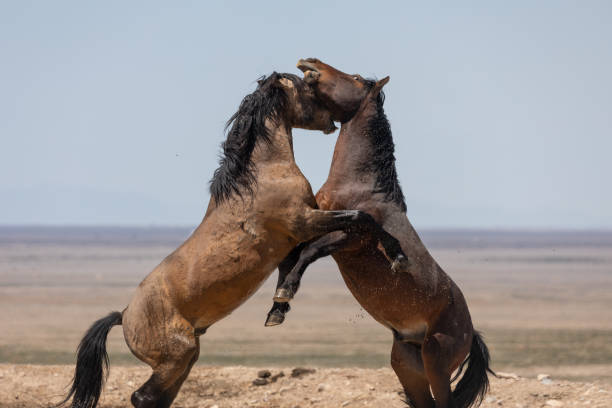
[0,227,611,407]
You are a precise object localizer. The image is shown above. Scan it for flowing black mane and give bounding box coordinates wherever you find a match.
[210,73,302,203]
[361,82,407,212]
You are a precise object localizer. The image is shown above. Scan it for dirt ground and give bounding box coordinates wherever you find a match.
[0,364,610,408]
[1,228,611,406]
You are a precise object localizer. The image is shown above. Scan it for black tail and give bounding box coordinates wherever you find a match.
[452,331,495,408]
[57,311,122,408]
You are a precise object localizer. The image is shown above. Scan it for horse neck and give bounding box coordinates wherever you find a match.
[250,119,296,167]
[327,108,378,183]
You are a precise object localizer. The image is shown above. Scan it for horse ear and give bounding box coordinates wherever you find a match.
[370,76,390,98]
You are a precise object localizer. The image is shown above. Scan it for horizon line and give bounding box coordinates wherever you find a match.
[1,224,611,233]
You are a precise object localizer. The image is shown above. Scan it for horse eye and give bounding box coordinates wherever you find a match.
[353,76,360,81]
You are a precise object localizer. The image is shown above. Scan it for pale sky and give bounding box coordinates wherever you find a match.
[1,1,610,228]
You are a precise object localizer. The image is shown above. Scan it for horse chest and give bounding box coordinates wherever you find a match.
[316,182,377,213]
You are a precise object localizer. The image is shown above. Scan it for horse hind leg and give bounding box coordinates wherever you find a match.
[422,330,463,408]
[131,339,199,408]
[128,322,200,408]
[155,338,200,408]
[391,337,435,408]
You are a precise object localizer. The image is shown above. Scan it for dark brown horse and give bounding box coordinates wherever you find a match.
[59,72,409,408]
[266,60,494,408]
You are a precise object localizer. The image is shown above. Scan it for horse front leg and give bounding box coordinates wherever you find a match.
[264,242,308,326]
[292,208,409,270]
[274,230,350,303]
[263,231,351,327]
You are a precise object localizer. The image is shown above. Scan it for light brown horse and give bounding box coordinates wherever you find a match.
[59,72,409,408]
[266,60,494,408]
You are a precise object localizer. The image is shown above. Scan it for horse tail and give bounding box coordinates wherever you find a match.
[452,330,495,408]
[57,311,123,408]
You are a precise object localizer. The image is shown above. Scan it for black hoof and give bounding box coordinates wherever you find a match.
[265,310,286,326]
[131,390,157,408]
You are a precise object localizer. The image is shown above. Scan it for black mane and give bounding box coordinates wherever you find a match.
[361,84,407,212]
[210,73,302,203]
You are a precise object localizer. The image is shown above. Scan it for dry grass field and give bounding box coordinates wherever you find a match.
[0,227,611,406]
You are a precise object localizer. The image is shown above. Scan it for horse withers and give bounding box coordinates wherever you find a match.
[59,72,409,408]
[266,60,494,408]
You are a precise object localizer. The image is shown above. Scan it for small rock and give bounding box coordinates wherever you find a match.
[269,371,285,383]
[258,369,271,378]
[537,374,550,381]
[541,378,553,385]
[291,367,316,378]
[341,401,351,407]
[252,378,268,386]
[127,380,135,387]
[485,396,497,403]
[497,372,520,380]
[317,383,329,392]
[545,400,564,407]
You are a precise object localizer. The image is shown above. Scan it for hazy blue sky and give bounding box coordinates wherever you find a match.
[1,1,610,228]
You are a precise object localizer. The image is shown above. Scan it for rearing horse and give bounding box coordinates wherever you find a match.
[59,72,408,408]
[266,60,494,408]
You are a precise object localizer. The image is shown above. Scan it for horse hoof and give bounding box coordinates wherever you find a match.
[265,311,286,326]
[273,288,294,303]
[391,254,411,274]
[131,390,157,408]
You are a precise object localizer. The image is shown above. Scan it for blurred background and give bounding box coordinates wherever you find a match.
[1,1,611,384]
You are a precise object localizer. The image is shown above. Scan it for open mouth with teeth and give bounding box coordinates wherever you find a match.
[297,58,321,84]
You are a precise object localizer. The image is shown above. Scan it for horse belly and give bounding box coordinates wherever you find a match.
[189,248,283,328]
[333,250,429,336]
